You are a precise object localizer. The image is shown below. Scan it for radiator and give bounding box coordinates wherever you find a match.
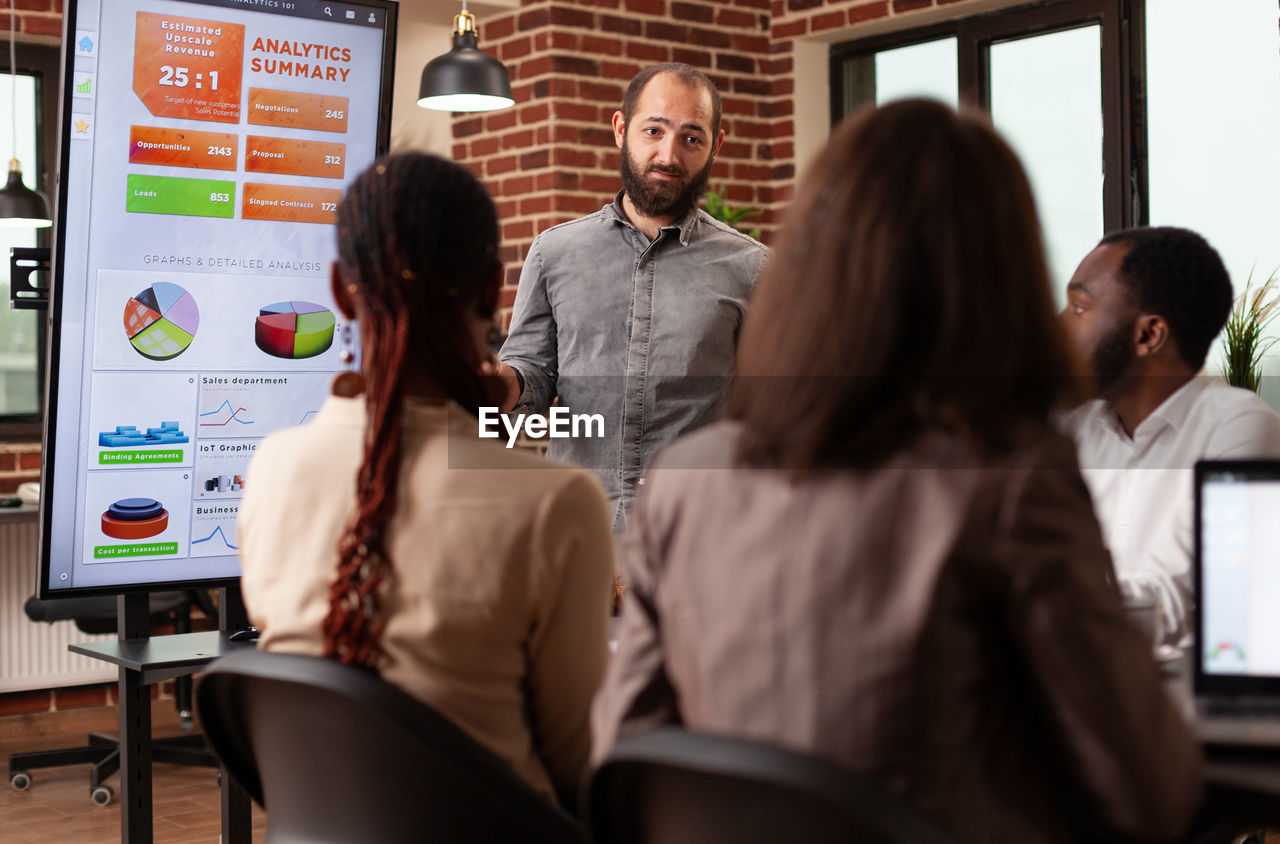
[0,512,116,693]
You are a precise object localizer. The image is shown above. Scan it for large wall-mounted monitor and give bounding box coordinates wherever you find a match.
[38,0,397,597]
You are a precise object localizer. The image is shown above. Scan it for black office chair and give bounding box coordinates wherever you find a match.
[7,590,219,805]
[588,727,959,844]
[197,649,587,844]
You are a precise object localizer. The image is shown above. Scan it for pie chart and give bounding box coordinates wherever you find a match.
[255,301,336,359]
[124,282,199,360]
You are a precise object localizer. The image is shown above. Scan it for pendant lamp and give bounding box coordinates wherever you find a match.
[417,1,513,113]
[1,5,52,228]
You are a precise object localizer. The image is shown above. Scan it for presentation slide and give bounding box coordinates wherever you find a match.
[42,0,395,594]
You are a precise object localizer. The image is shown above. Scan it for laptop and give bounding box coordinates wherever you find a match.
[1193,459,1280,747]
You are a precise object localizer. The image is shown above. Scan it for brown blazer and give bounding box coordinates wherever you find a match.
[593,422,1203,843]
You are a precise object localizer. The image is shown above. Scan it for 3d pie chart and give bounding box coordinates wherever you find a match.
[124,282,199,360]
[255,301,335,359]
[101,497,169,540]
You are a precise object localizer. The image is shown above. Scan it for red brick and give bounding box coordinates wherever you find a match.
[21,13,60,35]
[555,194,605,215]
[724,184,755,203]
[536,125,552,145]
[600,14,643,35]
[518,56,554,81]
[0,689,50,715]
[16,453,39,471]
[773,77,795,96]
[734,77,772,96]
[520,196,553,216]
[722,96,755,116]
[511,83,535,103]
[719,140,752,158]
[537,171,580,191]
[487,155,519,176]
[54,684,108,710]
[505,266,523,287]
[501,175,535,196]
[550,6,596,28]
[581,34,619,53]
[787,0,823,11]
[579,0,621,7]
[770,141,794,159]
[580,81,625,102]
[770,38,794,55]
[503,220,534,241]
[520,103,550,124]
[893,0,931,11]
[485,110,518,132]
[734,163,772,181]
[772,163,796,180]
[552,124,579,145]
[0,454,15,472]
[0,478,18,494]
[517,8,549,30]
[484,16,516,41]
[730,119,771,139]
[716,53,755,74]
[672,48,713,68]
[471,136,501,157]
[553,56,600,76]
[555,101,598,122]
[716,8,759,27]
[554,148,597,168]
[760,99,794,118]
[602,61,641,81]
[625,0,665,13]
[502,129,534,150]
[711,160,730,180]
[689,27,732,48]
[496,199,518,219]
[455,117,484,138]
[646,21,687,41]
[851,1,891,23]
[671,1,714,22]
[14,0,52,10]
[500,36,532,62]
[547,30,576,51]
[521,150,550,170]
[626,41,670,62]
[580,127,616,147]
[733,34,770,53]
[772,19,807,38]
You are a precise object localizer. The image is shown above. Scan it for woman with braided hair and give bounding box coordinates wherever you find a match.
[238,152,615,806]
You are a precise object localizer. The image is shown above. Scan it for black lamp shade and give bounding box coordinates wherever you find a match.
[0,165,52,228]
[417,31,513,113]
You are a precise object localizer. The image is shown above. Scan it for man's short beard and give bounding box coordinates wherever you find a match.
[1091,320,1136,393]
[618,134,715,221]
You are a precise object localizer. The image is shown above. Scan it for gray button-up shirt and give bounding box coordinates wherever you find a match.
[500,193,768,529]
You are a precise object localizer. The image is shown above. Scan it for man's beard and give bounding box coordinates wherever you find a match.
[1091,320,1136,393]
[618,136,714,221]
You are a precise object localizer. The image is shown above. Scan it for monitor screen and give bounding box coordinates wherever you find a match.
[39,0,396,596]
[1197,463,1280,681]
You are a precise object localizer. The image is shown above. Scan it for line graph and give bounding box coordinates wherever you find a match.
[191,524,237,551]
[199,400,255,427]
[298,409,319,425]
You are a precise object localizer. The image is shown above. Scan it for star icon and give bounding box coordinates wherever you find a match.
[74,119,89,134]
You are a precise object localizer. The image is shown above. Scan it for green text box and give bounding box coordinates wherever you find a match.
[94,542,179,559]
[127,174,235,218]
[98,449,183,465]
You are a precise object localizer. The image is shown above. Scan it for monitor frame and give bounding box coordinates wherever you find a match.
[37,0,397,599]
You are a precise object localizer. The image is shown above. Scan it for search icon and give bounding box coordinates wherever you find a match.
[323,5,332,15]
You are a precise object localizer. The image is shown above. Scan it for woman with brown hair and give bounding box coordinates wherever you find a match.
[238,152,614,807]
[592,101,1202,841]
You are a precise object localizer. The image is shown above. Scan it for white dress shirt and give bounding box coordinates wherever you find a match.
[1067,376,1280,643]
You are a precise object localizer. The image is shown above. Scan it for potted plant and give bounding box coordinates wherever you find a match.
[1221,269,1280,393]
[702,187,761,240]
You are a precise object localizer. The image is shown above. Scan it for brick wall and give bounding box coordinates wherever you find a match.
[0,444,40,494]
[453,0,1011,326]
[0,0,63,38]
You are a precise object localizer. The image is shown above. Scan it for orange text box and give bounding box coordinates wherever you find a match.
[245,136,345,179]
[242,183,341,225]
[133,12,244,124]
[247,88,348,133]
[129,125,238,171]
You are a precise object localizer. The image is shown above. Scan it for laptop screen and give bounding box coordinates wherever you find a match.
[1195,460,1280,693]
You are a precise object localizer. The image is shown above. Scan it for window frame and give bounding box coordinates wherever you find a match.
[829,0,1147,234]
[0,41,60,441]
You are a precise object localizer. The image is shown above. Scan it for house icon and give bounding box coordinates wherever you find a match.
[78,35,94,53]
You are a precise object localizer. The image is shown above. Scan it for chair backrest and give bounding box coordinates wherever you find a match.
[197,649,585,844]
[588,727,958,844]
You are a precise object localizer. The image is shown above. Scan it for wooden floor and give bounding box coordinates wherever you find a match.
[0,728,266,843]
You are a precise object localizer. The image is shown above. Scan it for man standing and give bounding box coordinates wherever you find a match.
[1061,226,1280,644]
[495,63,768,529]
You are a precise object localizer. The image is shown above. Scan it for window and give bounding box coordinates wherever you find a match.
[831,0,1143,304]
[0,43,58,439]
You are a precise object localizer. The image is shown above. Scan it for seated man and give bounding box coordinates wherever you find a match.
[1061,226,1280,644]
